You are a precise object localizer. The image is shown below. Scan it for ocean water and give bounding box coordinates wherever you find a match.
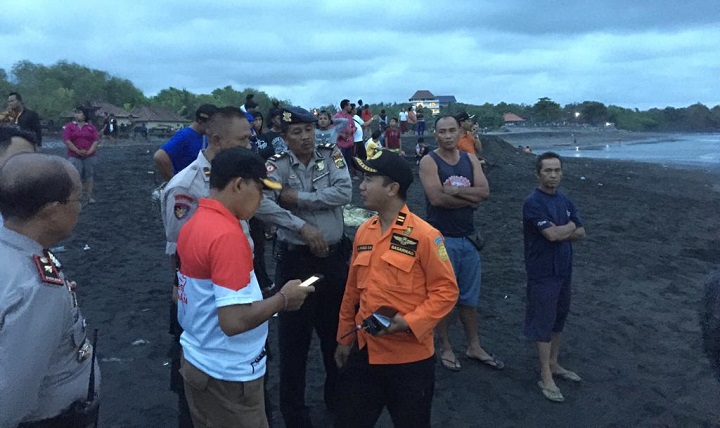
[544,133,720,170]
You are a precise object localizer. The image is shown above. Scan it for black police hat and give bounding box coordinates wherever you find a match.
[211,147,281,190]
[281,106,317,125]
[353,150,413,194]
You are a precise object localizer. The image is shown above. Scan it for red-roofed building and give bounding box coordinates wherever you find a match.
[503,112,526,125]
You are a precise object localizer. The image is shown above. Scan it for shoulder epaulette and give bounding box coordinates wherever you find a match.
[268,151,290,162]
[317,143,336,151]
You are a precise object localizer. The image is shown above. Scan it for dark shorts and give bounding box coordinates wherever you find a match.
[523,276,572,342]
[68,155,97,181]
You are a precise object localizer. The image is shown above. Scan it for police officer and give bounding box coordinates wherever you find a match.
[255,106,352,427]
[160,106,253,427]
[0,153,100,427]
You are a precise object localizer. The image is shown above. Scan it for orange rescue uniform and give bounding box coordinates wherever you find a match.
[337,206,459,364]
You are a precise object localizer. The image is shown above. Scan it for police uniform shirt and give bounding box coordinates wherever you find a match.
[255,144,352,245]
[161,151,252,256]
[0,227,99,426]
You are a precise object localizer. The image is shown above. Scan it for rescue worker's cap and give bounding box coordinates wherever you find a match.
[210,147,282,190]
[195,104,219,122]
[281,106,317,125]
[353,150,413,194]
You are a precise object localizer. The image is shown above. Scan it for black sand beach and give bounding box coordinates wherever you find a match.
[43,133,720,427]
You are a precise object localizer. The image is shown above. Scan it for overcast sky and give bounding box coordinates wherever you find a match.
[3,0,719,110]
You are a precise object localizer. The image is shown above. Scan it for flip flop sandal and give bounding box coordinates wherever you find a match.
[538,381,565,403]
[554,370,582,382]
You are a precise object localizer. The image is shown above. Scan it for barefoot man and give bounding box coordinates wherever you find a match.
[523,152,586,402]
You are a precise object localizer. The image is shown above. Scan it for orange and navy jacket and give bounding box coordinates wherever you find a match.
[337,205,459,364]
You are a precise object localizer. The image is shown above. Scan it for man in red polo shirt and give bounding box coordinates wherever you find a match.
[176,147,315,427]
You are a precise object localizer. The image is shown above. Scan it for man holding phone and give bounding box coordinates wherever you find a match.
[335,150,458,428]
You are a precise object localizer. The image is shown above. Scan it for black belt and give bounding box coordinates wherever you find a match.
[281,241,342,254]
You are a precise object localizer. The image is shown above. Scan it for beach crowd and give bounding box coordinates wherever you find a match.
[7,90,673,428]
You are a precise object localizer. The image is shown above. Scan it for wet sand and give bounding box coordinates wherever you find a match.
[44,133,720,427]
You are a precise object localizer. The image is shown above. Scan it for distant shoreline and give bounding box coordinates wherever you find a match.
[488,128,676,150]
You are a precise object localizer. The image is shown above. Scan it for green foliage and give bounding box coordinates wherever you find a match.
[532,97,562,124]
[1,60,717,132]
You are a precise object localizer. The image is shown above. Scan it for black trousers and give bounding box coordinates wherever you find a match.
[336,347,435,428]
[169,302,195,428]
[275,243,348,428]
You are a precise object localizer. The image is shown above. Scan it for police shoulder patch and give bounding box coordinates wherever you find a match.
[174,203,191,220]
[332,151,346,169]
[33,254,64,286]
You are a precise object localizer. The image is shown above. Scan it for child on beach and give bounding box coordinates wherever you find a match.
[415,137,429,165]
[315,110,349,146]
[365,130,382,159]
[384,118,402,154]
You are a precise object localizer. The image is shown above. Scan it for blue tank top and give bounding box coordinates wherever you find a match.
[426,151,475,237]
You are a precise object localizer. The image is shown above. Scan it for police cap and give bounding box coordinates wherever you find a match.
[281,106,318,125]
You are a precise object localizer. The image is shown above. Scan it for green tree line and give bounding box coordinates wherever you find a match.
[2,60,719,132]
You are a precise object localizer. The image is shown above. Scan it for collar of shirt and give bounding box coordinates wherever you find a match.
[0,225,44,254]
[367,205,414,232]
[197,150,212,181]
[197,198,239,225]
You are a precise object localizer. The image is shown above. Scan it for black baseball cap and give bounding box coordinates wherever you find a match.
[455,112,475,123]
[195,104,219,122]
[353,150,413,194]
[210,147,281,190]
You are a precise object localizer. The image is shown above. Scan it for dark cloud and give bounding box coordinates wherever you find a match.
[1,1,718,109]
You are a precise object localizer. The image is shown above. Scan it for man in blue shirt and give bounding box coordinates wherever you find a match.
[523,152,586,403]
[154,104,219,181]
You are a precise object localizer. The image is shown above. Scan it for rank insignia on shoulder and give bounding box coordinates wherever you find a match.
[318,143,336,151]
[174,203,190,220]
[33,254,64,286]
[395,212,407,226]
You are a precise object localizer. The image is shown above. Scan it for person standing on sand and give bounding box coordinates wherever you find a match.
[161,107,256,427]
[456,112,482,156]
[0,153,100,427]
[523,151,586,403]
[176,147,313,427]
[419,115,503,372]
[335,150,458,428]
[63,107,100,204]
[254,106,352,427]
[315,110,348,146]
[153,104,219,182]
[6,91,42,146]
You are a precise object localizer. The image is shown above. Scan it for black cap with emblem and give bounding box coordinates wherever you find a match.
[353,149,413,196]
[280,106,317,131]
[210,147,282,190]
